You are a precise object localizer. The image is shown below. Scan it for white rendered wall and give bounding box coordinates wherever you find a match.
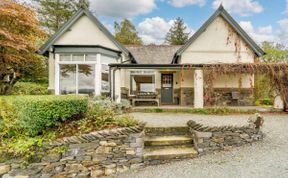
[210,74,254,88]
[54,15,119,51]
[181,17,256,64]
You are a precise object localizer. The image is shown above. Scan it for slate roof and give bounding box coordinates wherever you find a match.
[125,45,182,64]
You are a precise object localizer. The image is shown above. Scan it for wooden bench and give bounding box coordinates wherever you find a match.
[132,98,160,106]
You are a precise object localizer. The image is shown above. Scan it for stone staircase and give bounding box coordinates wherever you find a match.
[144,127,198,164]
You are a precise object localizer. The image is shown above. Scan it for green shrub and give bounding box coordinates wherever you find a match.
[0,95,88,136]
[255,98,273,106]
[11,82,48,95]
[90,97,132,114]
[86,100,136,129]
[114,115,138,127]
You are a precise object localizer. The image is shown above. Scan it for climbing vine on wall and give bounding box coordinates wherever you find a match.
[181,63,288,109]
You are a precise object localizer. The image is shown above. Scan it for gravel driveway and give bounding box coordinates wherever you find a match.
[116,113,288,178]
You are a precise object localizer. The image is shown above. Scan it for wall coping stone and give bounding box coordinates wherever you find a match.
[47,123,146,147]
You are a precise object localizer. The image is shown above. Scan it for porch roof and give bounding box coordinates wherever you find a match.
[108,63,203,69]
[125,45,182,64]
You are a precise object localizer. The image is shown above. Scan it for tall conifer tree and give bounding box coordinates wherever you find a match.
[165,17,189,45]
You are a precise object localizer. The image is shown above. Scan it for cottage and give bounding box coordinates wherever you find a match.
[39,5,265,108]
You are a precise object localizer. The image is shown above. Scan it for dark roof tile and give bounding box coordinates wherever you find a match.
[125,45,182,64]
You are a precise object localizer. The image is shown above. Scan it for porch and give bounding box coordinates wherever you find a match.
[109,64,205,108]
[109,63,258,108]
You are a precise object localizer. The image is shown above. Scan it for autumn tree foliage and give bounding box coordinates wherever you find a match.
[0,0,46,94]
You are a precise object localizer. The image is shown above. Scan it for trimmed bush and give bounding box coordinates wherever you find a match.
[90,98,132,114]
[11,82,48,95]
[0,95,88,136]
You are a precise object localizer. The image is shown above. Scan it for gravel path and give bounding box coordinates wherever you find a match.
[116,113,288,178]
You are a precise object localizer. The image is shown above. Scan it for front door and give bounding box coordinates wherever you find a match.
[161,74,173,104]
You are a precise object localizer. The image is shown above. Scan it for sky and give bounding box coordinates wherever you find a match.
[22,0,288,45]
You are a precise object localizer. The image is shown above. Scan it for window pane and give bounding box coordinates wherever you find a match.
[59,54,71,61]
[78,64,95,94]
[130,75,155,95]
[72,54,84,61]
[60,64,76,94]
[101,55,117,65]
[85,54,97,61]
[101,56,116,92]
[101,72,109,92]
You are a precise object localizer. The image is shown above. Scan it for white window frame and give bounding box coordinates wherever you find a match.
[129,70,156,96]
[55,53,100,95]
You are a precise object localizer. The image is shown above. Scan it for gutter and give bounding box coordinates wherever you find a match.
[108,63,204,69]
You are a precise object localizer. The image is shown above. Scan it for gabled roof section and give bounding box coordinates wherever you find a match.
[38,7,129,55]
[173,5,265,63]
[125,45,182,64]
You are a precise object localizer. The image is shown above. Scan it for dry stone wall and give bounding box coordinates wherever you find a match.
[211,88,254,106]
[1,124,145,178]
[187,117,264,154]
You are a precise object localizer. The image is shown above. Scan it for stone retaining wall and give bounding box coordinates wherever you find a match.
[210,88,254,106]
[187,116,264,154]
[180,88,194,106]
[1,124,145,178]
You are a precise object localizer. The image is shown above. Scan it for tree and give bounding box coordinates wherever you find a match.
[0,0,46,94]
[165,17,190,45]
[115,19,143,45]
[254,42,288,105]
[262,42,288,62]
[35,0,89,34]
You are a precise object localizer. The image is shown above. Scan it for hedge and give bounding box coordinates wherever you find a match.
[0,95,88,136]
[11,82,48,95]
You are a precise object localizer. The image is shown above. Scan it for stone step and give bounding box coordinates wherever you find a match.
[145,127,190,136]
[144,145,198,161]
[145,135,193,146]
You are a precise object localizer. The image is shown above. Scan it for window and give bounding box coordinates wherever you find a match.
[72,54,84,61]
[57,53,117,95]
[60,64,76,94]
[78,64,95,94]
[59,54,96,95]
[101,55,117,92]
[60,64,95,95]
[130,71,155,95]
[59,54,71,61]
[85,54,97,61]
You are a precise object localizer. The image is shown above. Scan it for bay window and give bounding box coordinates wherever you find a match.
[56,53,117,95]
